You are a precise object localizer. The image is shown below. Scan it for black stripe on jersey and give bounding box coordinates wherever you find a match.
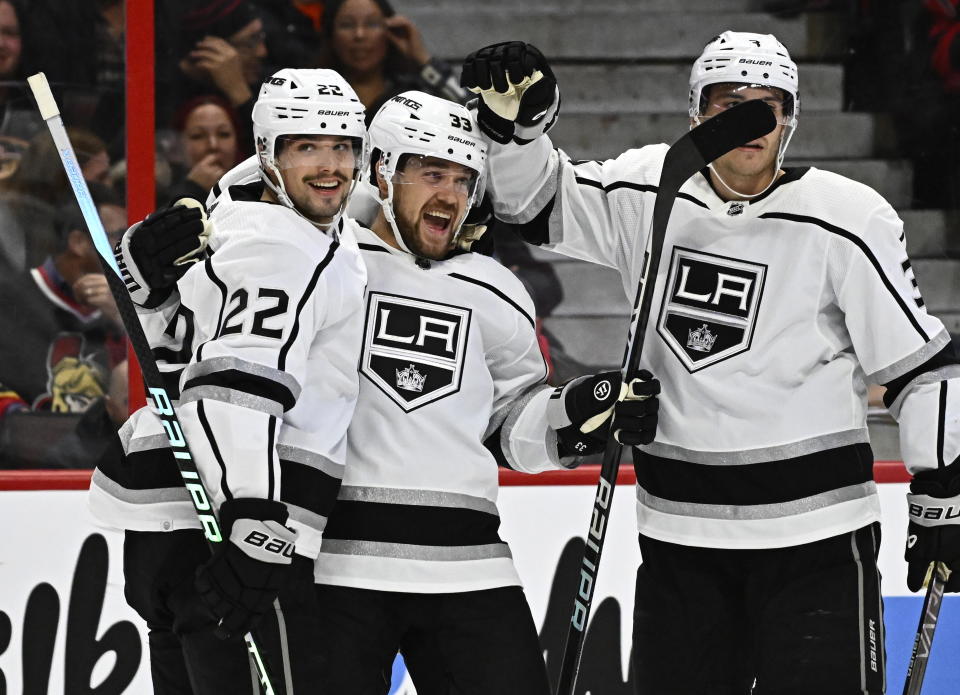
[882,345,959,406]
[197,399,232,500]
[97,440,185,490]
[484,426,513,470]
[267,417,276,499]
[277,459,342,519]
[508,193,556,246]
[278,241,339,371]
[448,273,535,329]
[197,256,229,362]
[633,443,875,507]
[212,182,222,199]
[938,381,948,469]
[322,500,503,547]
[759,212,930,342]
[902,259,912,273]
[358,243,391,253]
[574,177,709,209]
[182,369,296,411]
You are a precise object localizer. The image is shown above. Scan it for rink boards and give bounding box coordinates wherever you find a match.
[0,466,956,694]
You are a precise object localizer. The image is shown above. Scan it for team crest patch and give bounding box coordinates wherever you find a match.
[656,247,766,372]
[361,292,471,411]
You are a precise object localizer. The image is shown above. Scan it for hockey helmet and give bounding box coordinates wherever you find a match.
[368,91,487,257]
[252,68,369,228]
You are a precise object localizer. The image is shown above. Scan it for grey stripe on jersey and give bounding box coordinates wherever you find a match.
[886,363,960,418]
[179,384,286,417]
[636,480,877,521]
[286,505,328,534]
[643,428,869,466]
[870,329,951,385]
[337,485,499,516]
[182,356,302,402]
[91,469,190,505]
[495,161,560,225]
[118,418,171,455]
[276,444,344,480]
[320,539,512,562]
[499,384,556,472]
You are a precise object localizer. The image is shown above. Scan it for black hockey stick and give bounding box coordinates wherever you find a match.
[27,72,279,695]
[902,561,952,695]
[555,99,777,695]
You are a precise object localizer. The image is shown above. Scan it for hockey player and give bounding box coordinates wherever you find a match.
[114,90,662,694]
[461,34,960,694]
[88,68,369,694]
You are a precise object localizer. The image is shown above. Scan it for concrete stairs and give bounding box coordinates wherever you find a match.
[407,1,958,412]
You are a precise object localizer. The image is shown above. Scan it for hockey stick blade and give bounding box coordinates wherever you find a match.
[902,562,952,695]
[556,99,777,695]
[27,72,279,695]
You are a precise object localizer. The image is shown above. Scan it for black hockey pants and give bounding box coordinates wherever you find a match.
[123,529,324,695]
[632,523,886,694]
[313,583,552,695]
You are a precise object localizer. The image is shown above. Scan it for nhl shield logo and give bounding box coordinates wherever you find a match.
[361,292,471,412]
[656,247,766,372]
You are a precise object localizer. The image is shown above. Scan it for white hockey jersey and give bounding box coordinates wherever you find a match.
[314,224,556,593]
[89,166,367,559]
[486,136,960,550]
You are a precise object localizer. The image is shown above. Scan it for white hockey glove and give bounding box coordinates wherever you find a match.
[116,198,211,308]
[195,498,298,640]
[547,370,660,458]
[461,42,560,145]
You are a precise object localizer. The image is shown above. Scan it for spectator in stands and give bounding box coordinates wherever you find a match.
[319,0,466,123]
[158,0,269,158]
[258,0,327,73]
[161,94,242,205]
[0,182,126,468]
[0,0,41,144]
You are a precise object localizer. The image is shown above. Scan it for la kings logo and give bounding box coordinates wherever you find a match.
[656,247,766,372]
[361,292,471,412]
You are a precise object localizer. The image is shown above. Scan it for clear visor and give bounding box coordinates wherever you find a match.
[274,134,364,174]
[697,83,795,126]
[392,154,481,200]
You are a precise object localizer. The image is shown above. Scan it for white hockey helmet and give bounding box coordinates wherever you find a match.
[252,68,369,229]
[689,31,800,194]
[368,91,487,257]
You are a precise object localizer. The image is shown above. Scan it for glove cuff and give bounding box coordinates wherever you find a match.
[907,492,960,528]
[219,498,289,537]
[473,98,515,145]
[117,222,169,308]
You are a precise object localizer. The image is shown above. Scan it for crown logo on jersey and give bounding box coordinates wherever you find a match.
[686,324,718,353]
[396,363,426,392]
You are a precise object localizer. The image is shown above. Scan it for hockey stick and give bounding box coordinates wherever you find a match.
[902,561,952,695]
[27,72,279,695]
[555,99,777,695]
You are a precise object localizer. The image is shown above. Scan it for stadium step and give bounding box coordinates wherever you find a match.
[411,8,844,61]
[900,210,960,259]
[555,63,844,114]
[549,111,891,160]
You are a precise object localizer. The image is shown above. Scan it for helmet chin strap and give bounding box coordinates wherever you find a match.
[380,177,417,256]
[695,116,795,201]
[262,159,356,236]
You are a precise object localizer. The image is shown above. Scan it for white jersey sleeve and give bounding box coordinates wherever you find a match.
[821,187,960,477]
[175,202,362,507]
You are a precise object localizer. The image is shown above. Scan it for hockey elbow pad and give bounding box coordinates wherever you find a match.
[461,42,560,145]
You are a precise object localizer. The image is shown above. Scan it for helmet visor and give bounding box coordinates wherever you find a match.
[392,154,481,201]
[696,83,795,126]
[274,134,364,174]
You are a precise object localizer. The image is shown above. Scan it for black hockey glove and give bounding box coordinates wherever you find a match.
[548,370,660,458]
[460,41,560,145]
[117,198,211,308]
[195,498,298,640]
[905,461,960,592]
[455,192,495,256]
